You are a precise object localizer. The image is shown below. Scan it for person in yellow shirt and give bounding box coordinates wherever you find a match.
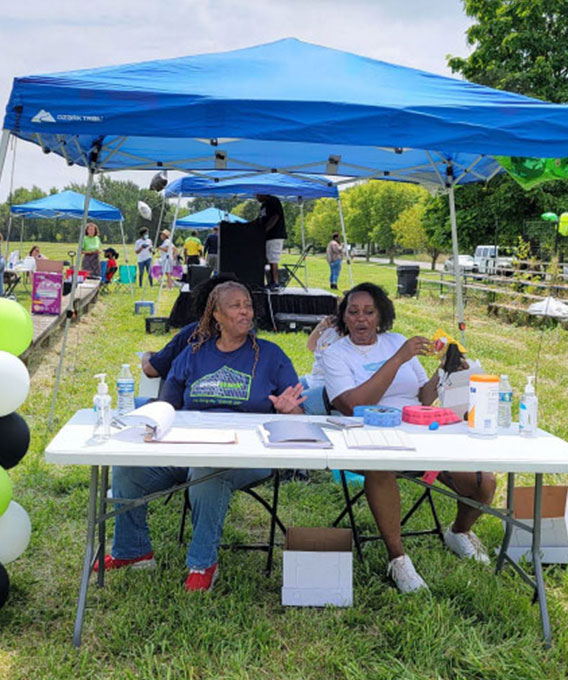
[183,231,203,265]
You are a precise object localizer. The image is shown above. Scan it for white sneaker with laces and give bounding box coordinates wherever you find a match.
[444,526,490,564]
[387,554,428,593]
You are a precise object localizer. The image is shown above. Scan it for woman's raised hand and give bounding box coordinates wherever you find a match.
[394,336,431,364]
[268,383,307,414]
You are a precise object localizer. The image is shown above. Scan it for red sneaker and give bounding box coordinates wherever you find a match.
[94,551,156,572]
[184,563,218,592]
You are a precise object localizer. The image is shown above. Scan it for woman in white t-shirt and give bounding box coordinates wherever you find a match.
[323,282,496,594]
[135,227,154,288]
[158,228,175,289]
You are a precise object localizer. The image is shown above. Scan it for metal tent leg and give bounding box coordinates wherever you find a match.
[73,466,99,648]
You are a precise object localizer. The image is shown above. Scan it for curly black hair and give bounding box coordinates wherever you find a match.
[336,282,395,336]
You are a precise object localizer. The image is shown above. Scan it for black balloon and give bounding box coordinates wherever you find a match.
[0,562,8,609]
[0,412,30,470]
[149,171,168,192]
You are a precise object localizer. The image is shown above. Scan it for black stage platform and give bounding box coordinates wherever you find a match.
[169,285,338,331]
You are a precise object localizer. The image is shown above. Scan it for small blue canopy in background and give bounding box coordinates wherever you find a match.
[174,207,246,230]
[166,172,340,200]
[10,189,123,221]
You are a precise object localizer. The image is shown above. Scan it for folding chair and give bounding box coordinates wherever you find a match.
[321,387,444,562]
[3,271,21,298]
[177,470,285,576]
[280,244,312,290]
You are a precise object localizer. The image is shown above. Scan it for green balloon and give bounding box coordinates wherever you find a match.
[541,212,559,222]
[0,299,34,357]
[0,467,12,517]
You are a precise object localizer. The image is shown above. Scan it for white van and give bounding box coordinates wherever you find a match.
[473,245,514,275]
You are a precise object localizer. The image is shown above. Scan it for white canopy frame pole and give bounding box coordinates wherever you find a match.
[3,134,17,257]
[118,219,134,295]
[299,199,308,287]
[49,168,95,428]
[156,193,181,313]
[447,174,466,346]
[153,191,167,249]
[337,195,353,287]
[0,130,10,191]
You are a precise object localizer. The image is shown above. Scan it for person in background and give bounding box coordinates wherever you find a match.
[29,245,48,260]
[323,282,496,593]
[326,232,343,290]
[184,230,203,265]
[135,227,153,287]
[81,223,101,277]
[99,281,305,593]
[103,248,119,283]
[204,226,219,271]
[241,194,286,290]
[158,229,175,290]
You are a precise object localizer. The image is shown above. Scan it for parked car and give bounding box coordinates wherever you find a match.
[443,254,476,273]
[473,245,515,275]
[349,244,367,257]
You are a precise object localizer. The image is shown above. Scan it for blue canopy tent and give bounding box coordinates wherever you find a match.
[3,37,568,461]
[166,172,342,286]
[174,207,246,229]
[6,189,131,291]
[10,189,123,221]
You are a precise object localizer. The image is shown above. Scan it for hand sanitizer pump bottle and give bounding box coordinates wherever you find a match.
[93,373,112,441]
[519,375,538,437]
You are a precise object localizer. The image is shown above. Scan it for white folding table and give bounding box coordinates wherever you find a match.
[45,409,568,647]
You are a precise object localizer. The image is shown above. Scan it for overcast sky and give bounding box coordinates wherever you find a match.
[0,0,472,200]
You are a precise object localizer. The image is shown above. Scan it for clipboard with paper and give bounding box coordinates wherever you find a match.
[115,401,238,444]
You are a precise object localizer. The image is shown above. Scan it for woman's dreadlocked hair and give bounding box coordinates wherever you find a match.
[190,280,260,378]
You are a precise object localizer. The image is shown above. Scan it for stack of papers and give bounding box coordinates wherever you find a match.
[343,428,415,450]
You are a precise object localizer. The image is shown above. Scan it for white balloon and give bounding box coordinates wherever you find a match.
[0,501,31,563]
[137,201,152,221]
[0,351,30,416]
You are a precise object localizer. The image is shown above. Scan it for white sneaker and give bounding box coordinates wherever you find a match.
[444,526,490,565]
[387,555,428,593]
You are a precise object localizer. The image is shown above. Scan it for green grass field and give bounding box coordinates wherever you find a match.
[2,248,568,679]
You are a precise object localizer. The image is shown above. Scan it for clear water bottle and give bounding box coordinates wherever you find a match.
[498,374,513,429]
[116,363,135,415]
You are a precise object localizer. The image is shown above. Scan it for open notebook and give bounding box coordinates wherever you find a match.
[116,401,237,444]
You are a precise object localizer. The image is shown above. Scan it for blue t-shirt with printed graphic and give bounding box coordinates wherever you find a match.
[148,322,197,380]
[161,335,299,412]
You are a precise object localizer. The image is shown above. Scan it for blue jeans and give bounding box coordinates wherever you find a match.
[111,465,270,569]
[329,259,341,285]
[138,259,153,287]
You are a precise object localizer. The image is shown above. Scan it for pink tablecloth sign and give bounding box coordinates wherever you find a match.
[32,272,63,315]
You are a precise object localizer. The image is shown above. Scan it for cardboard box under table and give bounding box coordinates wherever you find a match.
[282,527,353,607]
[505,486,568,564]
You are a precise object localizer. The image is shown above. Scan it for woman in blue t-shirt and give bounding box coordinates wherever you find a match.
[97,281,305,592]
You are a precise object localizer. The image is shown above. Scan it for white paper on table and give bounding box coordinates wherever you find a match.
[343,428,415,450]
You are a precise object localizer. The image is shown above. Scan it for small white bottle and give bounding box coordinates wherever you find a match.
[519,375,538,437]
[116,363,135,416]
[498,374,513,429]
[93,373,111,441]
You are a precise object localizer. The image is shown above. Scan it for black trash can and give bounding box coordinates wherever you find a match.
[396,265,420,297]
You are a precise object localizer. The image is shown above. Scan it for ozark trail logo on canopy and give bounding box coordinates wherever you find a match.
[31,109,55,123]
[30,110,104,123]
